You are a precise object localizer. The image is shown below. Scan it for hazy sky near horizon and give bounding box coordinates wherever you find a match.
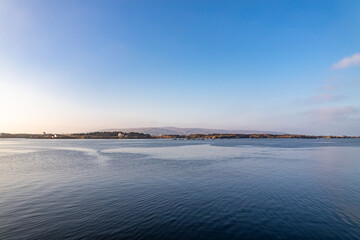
[1,0,360,135]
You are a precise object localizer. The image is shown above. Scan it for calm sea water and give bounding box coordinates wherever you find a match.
[0,138,359,240]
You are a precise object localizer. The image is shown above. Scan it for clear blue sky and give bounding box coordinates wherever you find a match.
[1,0,359,135]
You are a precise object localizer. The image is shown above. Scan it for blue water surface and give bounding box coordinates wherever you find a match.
[0,138,359,240]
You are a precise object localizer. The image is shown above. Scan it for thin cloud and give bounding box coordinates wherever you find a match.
[305,106,358,121]
[323,76,339,91]
[332,53,360,69]
[306,94,344,104]
[323,84,339,91]
[349,78,360,86]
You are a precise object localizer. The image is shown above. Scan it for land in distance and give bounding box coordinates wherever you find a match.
[0,132,358,139]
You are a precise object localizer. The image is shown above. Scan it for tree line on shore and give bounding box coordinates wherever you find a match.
[0,132,358,139]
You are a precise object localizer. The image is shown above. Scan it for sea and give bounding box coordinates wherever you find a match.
[0,138,359,240]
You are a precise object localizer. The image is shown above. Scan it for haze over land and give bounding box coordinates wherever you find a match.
[0,1,359,135]
[102,127,285,136]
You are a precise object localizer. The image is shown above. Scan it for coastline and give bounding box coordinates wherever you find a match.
[1,132,359,140]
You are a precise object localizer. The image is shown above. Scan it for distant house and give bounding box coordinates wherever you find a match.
[118,132,125,138]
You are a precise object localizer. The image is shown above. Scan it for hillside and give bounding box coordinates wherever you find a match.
[102,127,285,136]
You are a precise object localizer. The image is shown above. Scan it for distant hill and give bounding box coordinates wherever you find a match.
[101,127,285,136]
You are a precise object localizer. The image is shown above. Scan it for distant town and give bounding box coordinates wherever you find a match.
[0,131,359,139]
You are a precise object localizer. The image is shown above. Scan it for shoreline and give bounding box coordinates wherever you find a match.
[1,132,359,140]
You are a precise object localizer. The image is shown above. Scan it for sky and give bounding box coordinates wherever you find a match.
[0,0,359,135]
